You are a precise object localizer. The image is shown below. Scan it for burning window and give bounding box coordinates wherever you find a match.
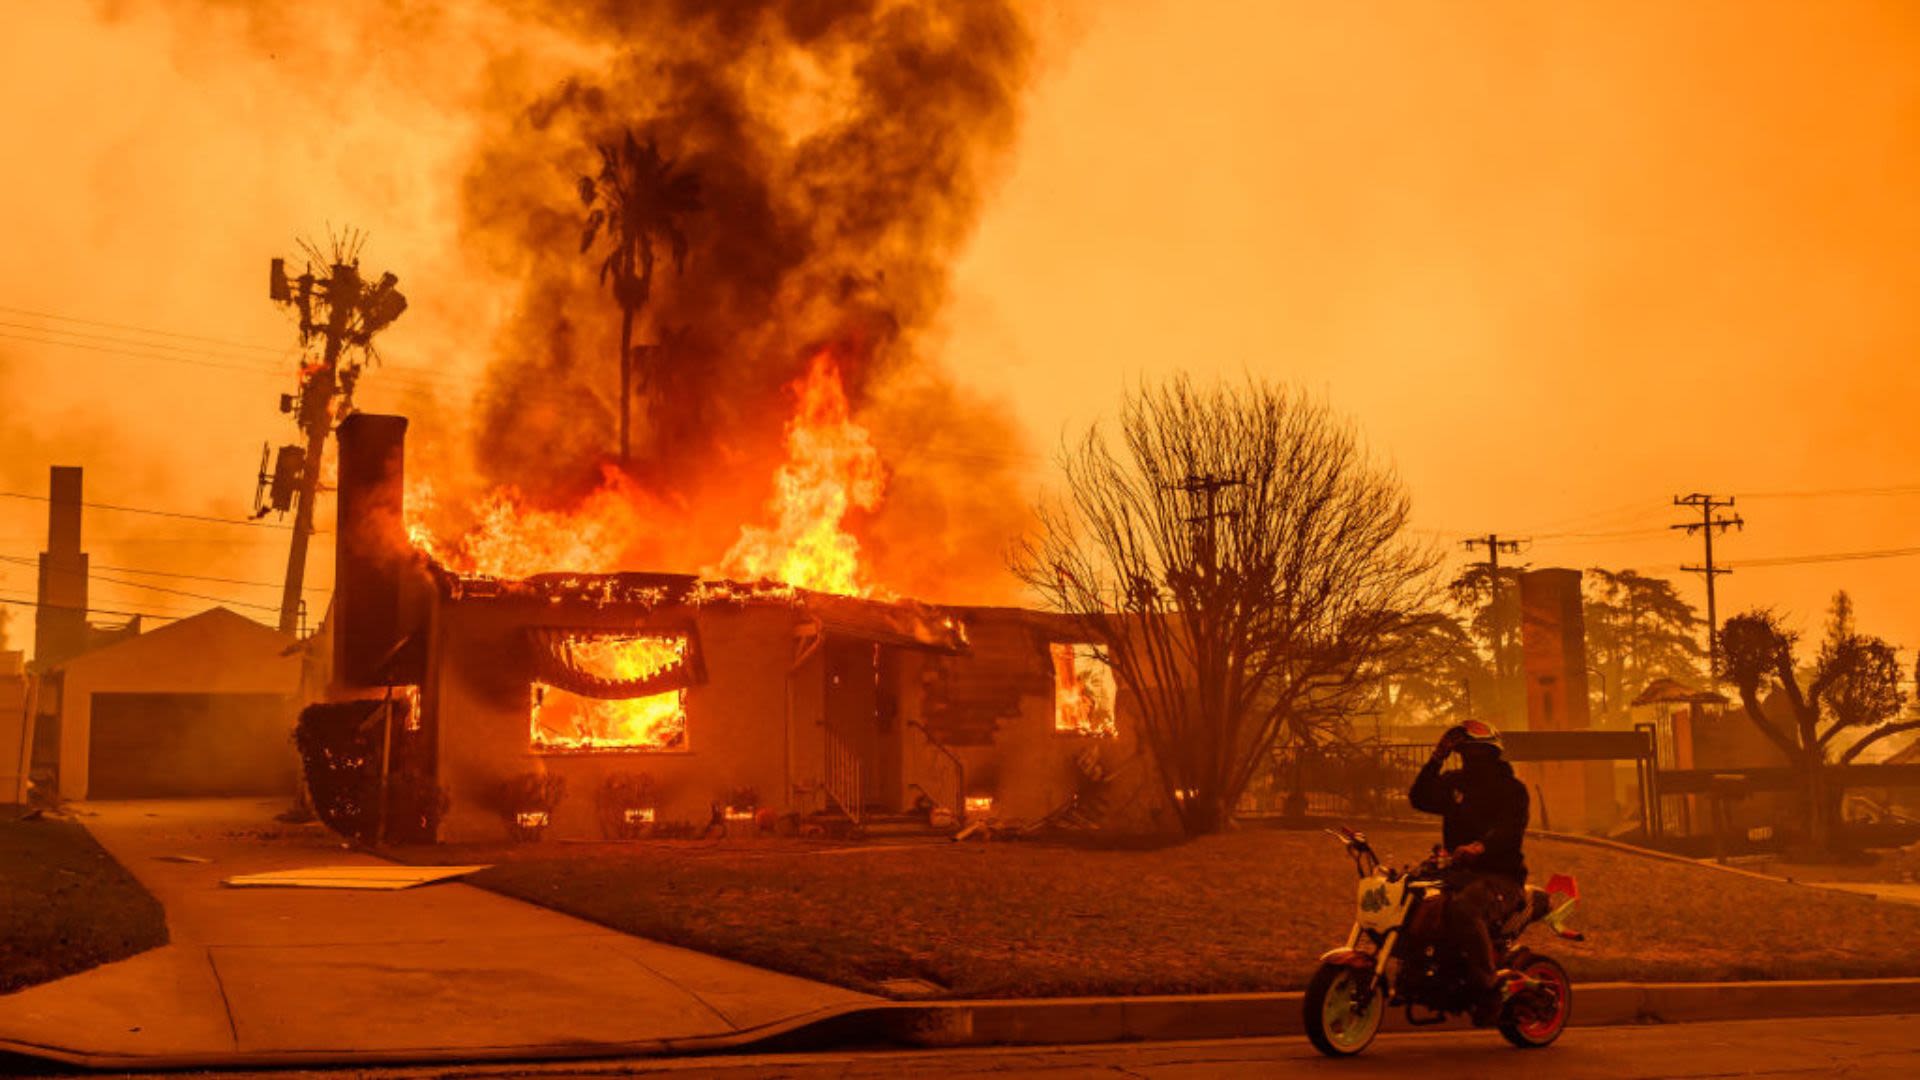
[530,632,691,752]
[1051,642,1117,738]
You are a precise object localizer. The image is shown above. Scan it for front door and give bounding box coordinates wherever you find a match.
[822,637,899,813]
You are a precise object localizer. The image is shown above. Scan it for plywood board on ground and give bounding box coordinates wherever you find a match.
[221,865,487,890]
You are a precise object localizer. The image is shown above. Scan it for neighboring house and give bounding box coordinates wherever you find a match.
[328,414,1150,844]
[1,650,28,803]
[48,607,301,801]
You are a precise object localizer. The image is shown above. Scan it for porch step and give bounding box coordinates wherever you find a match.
[802,809,957,839]
[861,814,958,838]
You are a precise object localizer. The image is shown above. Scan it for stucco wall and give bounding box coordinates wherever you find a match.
[896,636,1159,827]
[427,596,1168,841]
[431,598,816,842]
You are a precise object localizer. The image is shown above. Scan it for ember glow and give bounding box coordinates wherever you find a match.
[1052,643,1118,738]
[531,633,688,752]
[715,351,887,597]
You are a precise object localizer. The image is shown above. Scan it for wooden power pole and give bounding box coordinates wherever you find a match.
[264,237,407,635]
[1670,493,1743,682]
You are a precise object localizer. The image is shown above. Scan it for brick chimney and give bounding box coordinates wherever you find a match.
[33,466,88,669]
[333,414,427,687]
[1518,567,1614,832]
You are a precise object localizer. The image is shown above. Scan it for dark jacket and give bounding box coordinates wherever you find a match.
[1409,756,1530,882]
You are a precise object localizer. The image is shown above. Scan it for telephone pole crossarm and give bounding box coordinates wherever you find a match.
[1671,493,1744,681]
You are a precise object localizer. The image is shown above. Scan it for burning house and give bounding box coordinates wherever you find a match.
[324,414,1143,844]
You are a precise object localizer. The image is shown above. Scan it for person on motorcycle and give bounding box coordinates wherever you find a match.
[1408,718,1530,1025]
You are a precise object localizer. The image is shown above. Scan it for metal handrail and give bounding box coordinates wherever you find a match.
[908,719,966,824]
[825,728,863,825]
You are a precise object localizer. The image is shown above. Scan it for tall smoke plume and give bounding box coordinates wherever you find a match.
[450,1,1039,599]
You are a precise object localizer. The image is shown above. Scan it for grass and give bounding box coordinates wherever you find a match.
[0,809,168,994]
[399,824,1920,998]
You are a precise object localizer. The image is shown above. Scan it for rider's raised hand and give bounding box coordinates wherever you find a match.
[1450,841,1485,864]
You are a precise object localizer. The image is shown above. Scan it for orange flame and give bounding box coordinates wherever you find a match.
[1051,643,1118,737]
[531,633,689,751]
[406,466,662,580]
[403,350,886,597]
[715,351,886,596]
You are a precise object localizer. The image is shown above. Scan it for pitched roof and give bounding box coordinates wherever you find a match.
[1630,676,1729,707]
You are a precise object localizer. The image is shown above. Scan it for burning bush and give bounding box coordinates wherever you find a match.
[594,771,659,841]
[293,701,385,845]
[497,772,567,843]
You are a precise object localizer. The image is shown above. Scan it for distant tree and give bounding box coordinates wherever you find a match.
[1720,596,1915,849]
[1373,610,1489,732]
[1583,568,1704,723]
[1013,376,1437,836]
[1447,562,1525,725]
[578,131,702,464]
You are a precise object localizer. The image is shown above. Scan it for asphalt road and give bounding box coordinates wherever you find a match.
[44,1013,1920,1079]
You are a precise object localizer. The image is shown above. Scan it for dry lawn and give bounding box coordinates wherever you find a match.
[403,824,1920,998]
[0,810,168,994]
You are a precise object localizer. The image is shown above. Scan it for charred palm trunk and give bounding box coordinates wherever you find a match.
[618,305,633,463]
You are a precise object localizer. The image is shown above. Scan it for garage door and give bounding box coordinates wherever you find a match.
[88,692,298,798]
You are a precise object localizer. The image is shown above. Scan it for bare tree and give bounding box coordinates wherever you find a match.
[1720,599,1914,850]
[578,131,702,464]
[1013,377,1437,836]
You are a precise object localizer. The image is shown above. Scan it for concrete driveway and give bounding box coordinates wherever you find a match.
[0,798,873,1069]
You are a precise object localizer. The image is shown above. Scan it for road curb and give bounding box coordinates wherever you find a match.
[9,979,1920,1069]
[804,977,1920,1049]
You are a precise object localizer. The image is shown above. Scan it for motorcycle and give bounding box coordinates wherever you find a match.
[1303,824,1583,1057]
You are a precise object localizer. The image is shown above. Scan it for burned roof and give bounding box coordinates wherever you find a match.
[433,566,967,652]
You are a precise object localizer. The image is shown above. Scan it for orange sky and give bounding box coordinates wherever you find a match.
[2,1,1918,663]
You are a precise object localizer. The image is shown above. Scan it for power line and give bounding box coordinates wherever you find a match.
[0,549,331,592]
[0,326,463,397]
[1533,524,1673,542]
[0,594,184,622]
[0,554,282,613]
[0,319,291,364]
[0,329,291,379]
[88,574,280,613]
[0,303,286,355]
[91,560,331,593]
[1516,498,1664,537]
[0,490,290,529]
[1738,484,1920,500]
[1728,545,1920,569]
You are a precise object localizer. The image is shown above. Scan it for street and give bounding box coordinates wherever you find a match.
[60,1013,1920,1080]
[458,1014,1920,1078]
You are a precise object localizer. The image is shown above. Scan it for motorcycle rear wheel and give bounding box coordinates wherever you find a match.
[1499,955,1571,1048]
[1303,962,1384,1057]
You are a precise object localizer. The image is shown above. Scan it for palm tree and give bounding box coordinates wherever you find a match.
[578,131,702,463]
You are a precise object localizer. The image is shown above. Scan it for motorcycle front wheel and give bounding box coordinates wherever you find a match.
[1303,962,1384,1057]
[1499,955,1571,1048]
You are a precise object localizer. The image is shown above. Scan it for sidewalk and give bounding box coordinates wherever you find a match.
[0,799,873,1069]
[1805,880,1920,906]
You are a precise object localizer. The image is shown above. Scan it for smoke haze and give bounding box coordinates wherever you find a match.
[3,1,1919,654]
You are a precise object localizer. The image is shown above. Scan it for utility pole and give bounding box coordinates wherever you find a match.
[1670,493,1743,682]
[1169,473,1244,585]
[1462,534,1526,719]
[263,233,407,636]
